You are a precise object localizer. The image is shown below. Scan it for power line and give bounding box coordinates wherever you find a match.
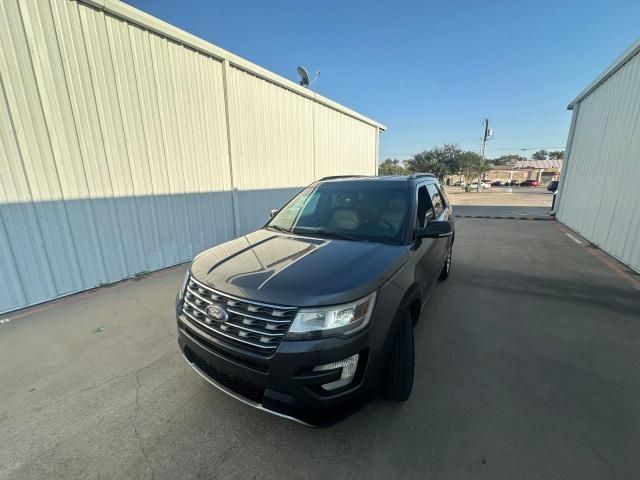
[488,146,566,151]
[381,146,565,155]
[398,110,569,128]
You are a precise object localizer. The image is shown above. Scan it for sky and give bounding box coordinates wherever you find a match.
[126,0,640,161]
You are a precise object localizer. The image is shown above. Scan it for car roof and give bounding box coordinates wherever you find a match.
[314,174,438,186]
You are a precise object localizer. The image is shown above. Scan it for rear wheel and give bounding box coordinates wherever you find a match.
[438,244,452,281]
[383,312,414,401]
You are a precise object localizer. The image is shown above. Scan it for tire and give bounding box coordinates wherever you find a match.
[438,244,452,281]
[383,312,414,402]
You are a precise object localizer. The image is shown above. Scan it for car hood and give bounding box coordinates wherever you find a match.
[190,229,408,307]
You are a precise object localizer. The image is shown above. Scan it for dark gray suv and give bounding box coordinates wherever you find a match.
[176,174,454,425]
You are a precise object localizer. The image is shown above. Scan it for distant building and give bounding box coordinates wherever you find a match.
[445,160,562,185]
[485,160,562,183]
[510,160,563,170]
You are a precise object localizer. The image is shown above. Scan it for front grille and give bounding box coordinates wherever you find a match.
[182,276,297,356]
[184,346,265,404]
[179,319,269,372]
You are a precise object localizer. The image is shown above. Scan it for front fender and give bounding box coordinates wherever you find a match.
[369,261,422,361]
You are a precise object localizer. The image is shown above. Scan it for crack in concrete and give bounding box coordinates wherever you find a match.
[78,371,134,393]
[547,386,619,480]
[570,422,619,480]
[74,341,175,396]
[122,294,175,338]
[21,347,175,478]
[133,371,156,480]
[128,346,176,480]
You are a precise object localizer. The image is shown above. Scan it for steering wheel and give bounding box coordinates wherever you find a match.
[362,217,395,233]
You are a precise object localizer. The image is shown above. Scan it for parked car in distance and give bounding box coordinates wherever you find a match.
[454,180,466,187]
[520,179,542,187]
[508,180,520,186]
[547,180,559,192]
[176,174,455,425]
[491,180,509,186]
[468,182,490,189]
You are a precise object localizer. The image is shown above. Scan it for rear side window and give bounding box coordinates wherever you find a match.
[416,185,434,228]
[426,184,444,217]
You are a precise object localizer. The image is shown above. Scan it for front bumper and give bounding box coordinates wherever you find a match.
[177,312,381,426]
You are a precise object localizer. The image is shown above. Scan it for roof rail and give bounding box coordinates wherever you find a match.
[408,173,436,180]
[318,175,368,181]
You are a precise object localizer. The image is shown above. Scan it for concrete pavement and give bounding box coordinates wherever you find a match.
[1,195,639,479]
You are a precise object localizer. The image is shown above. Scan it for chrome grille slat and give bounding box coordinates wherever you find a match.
[186,287,214,304]
[182,309,276,350]
[189,277,297,310]
[225,320,284,337]
[182,277,298,355]
[226,308,292,324]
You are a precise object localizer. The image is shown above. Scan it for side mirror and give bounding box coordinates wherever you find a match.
[415,220,452,239]
[269,209,278,219]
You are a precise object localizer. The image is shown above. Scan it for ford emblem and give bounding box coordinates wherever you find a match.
[205,304,229,324]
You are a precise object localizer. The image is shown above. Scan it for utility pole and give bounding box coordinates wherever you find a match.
[478,118,491,191]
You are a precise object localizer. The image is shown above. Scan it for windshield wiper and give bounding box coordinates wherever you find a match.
[293,228,361,241]
[265,225,292,234]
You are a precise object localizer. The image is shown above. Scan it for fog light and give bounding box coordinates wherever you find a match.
[312,354,359,391]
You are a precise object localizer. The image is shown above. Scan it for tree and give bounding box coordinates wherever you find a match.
[491,154,526,165]
[404,144,463,180]
[457,151,490,190]
[378,158,408,176]
[548,150,564,159]
[531,150,549,160]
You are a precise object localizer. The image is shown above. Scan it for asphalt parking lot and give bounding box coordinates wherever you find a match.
[1,190,639,480]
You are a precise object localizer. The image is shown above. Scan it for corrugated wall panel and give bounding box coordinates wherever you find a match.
[558,50,640,273]
[0,0,381,313]
[227,67,315,234]
[229,67,316,189]
[1,0,81,305]
[0,0,235,313]
[314,105,378,179]
[227,68,379,234]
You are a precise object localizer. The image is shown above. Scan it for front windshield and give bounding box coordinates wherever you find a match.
[267,184,409,244]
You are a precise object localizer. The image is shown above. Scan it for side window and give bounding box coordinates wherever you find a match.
[436,184,448,208]
[416,185,435,229]
[426,184,444,218]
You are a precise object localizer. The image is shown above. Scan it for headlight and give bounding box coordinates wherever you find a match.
[286,292,376,340]
[178,268,190,299]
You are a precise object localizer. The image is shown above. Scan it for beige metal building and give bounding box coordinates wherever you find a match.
[556,38,640,273]
[0,0,385,313]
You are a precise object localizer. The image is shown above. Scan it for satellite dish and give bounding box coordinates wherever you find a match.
[297,66,310,87]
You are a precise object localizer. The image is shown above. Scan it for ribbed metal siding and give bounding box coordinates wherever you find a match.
[227,67,379,234]
[227,67,315,234]
[0,0,232,313]
[557,49,640,273]
[0,0,382,313]
[314,105,378,179]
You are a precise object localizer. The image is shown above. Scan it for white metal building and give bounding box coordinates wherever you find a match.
[0,0,385,313]
[556,38,640,273]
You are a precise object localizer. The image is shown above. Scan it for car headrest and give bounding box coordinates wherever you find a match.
[330,209,360,230]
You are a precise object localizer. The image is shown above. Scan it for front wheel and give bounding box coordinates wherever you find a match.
[438,244,452,281]
[382,312,414,402]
